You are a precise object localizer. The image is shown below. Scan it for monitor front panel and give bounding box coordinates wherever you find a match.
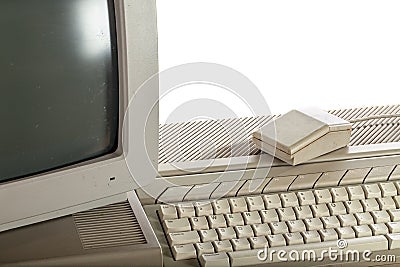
[0,0,159,232]
[0,0,119,183]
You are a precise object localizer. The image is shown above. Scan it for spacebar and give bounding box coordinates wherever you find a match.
[228,236,388,266]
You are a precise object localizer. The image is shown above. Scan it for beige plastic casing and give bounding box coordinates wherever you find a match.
[0,191,162,267]
[0,0,159,233]
[253,109,352,165]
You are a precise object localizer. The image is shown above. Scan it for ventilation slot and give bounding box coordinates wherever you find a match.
[73,201,146,250]
[159,116,275,163]
[330,105,400,146]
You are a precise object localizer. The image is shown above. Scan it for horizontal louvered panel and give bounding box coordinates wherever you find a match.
[329,105,400,146]
[159,116,275,163]
[159,105,400,164]
[73,202,146,250]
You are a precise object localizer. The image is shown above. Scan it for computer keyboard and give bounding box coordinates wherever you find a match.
[154,164,400,266]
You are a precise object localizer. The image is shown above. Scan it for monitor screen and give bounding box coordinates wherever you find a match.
[0,0,119,183]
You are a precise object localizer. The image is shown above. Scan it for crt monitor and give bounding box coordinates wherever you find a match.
[0,0,159,232]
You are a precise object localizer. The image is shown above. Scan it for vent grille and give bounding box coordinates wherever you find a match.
[159,105,400,164]
[330,105,400,146]
[73,201,146,250]
[160,115,276,163]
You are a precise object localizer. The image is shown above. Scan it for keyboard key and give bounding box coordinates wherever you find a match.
[168,231,200,246]
[190,216,209,230]
[336,227,356,239]
[263,176,297,193]
[158,186,192,204]
[389,209,400,221]
[185,183,220,201]
[290,173,321,190]
[277,207,296,221]
[280,192,299,208]
[371,210,391,223]
[389,166,400,181]
[297,191,316,205]
[284,232,304,245]
[227,250,265,266]
[347,185,365,200]
[386,222,400,233]
[172,244,197,260]
[330,187,349,202]
[234,225,254,239]
[160,204,178,220]
[230,238,251,251]
[379,182,398,197]
[365,166,394,183]
[319,228,338,241]
[377,197,396,210]
[217,227,236,240]
[195,202,214,217]
[212,199,231,215]
[321,216,341,229]
[362,184,382,198]
[314,189,333,204]
[293,206,313,220]
[238,178,271,196]
[200,229,219,242]
[249,236,268,249]
[353,225,372,237]
[360,198,380,212]
[211,181,246,199]
[245,196,265,211]
[340,168,370,185]
[242,211,261,225]
[337,214,358,227]
[287,220,306,232]
[301,230,321,243]
[344,200,363,214]
[200,253,230,267]
[394,196,400,208]
[164,218,191,233]
[267,234,286,247]
[208,214,227,228]
[213,240,233,252]
[225,213,244,227]
[195,242,215,256]
[310,204,330,217]
[369,223,389,235]
[263,194,282,209]
[327,202,347,216]
[270,221,288,234]
[177,203,195,218]
[354,212,374,225]
[252,223,271,236]
[386,234,400,250]
[304,218,324,231]
[260,209,279,223]
[314,170,346,188]
[229,197,248,213]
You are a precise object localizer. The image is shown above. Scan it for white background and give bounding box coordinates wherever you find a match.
[157,1,400,123]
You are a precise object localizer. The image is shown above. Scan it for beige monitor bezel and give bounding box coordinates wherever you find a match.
[0,0,159,233]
